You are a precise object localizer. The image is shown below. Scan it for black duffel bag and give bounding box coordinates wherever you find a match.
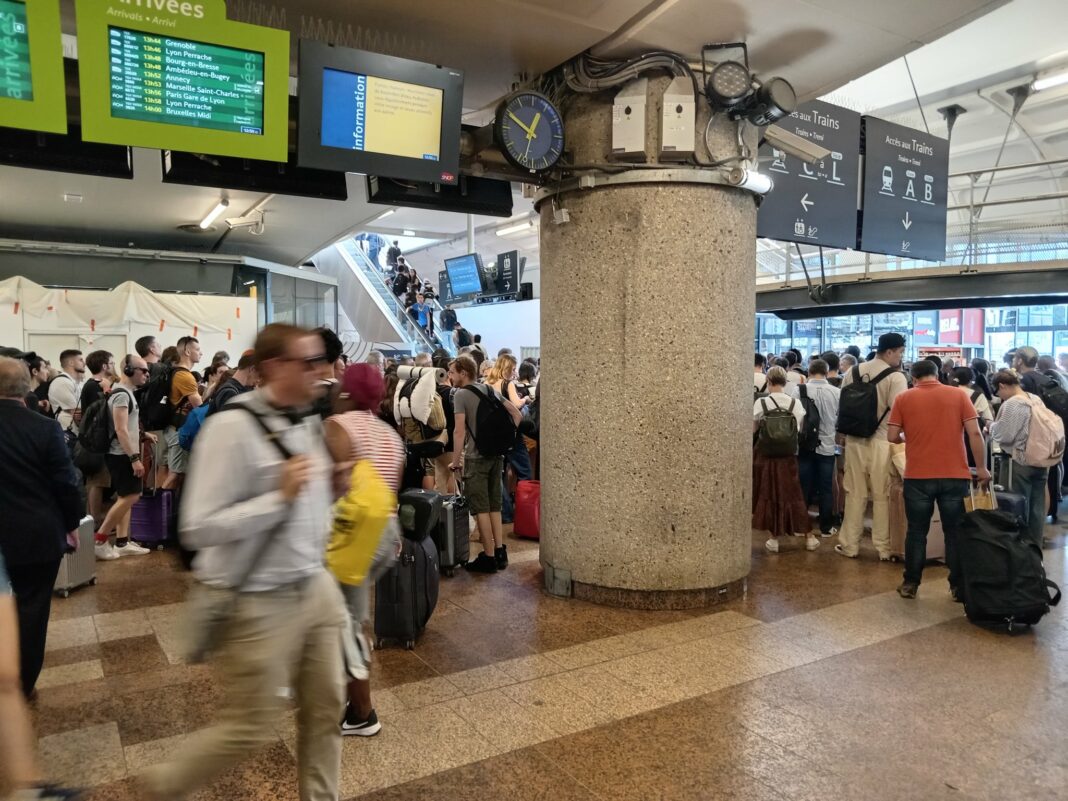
[957,508,1061,632]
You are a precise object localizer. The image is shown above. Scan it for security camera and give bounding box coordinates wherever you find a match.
[763,125,831,164]
[225,212,265,234]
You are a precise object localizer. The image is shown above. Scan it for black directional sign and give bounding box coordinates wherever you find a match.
[495,250,520,294]
[859,117,949,262]
[437,269,455,305]
[757,100,861,250]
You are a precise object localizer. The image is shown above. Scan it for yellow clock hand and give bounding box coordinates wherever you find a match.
[507,111,535,138]
[527,112,542,141]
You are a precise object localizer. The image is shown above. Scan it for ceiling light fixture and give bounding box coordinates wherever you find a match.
[376,209,396,220]
[199,199,229,229]
[1032,68,1068,92]
[402,229,415,236]
[496,220,535,237]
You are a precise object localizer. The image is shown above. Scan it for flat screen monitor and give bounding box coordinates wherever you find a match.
[444,254,485,297]
[298,40,463,185]
[108,27,265,135]
[74,0,289,161]
[0,0,67,133]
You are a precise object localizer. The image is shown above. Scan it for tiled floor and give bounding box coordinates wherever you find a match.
[27,518,1068,801]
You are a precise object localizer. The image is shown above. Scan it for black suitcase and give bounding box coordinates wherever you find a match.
[398,489,443,541]
[957,509,1061,632]
[434,495,471,575]
[374,534,439,650]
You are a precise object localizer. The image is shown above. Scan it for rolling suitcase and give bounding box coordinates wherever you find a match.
[990,449,1028,525]
[434,494,470,576]
[888,474,945,562]
[130,489,175,550]
[514,480,541,540]
[374,534,439,649]
[54,516,97,598]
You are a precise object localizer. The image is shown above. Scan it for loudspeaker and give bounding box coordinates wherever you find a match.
[519,283,533,301]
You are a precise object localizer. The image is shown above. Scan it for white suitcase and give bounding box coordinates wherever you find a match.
[54,516,97,598]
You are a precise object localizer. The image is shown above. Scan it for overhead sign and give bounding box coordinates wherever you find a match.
[495,249,519,294]
[76,0,290,161]
[913,311,937,346]
[859,116,949,261]
[939,309,962,344]
[757,100,861,249]
[0,0,67,133]
[437,269,454,305]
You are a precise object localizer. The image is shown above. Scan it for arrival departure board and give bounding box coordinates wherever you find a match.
[108,27,265,135]
[0,0,32,101]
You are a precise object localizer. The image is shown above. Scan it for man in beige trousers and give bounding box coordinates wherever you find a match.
[835,333,909,562]
[144,324,346,801]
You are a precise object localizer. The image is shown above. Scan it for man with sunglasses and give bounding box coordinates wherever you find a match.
[94,354,155,560]
[145,325,347,801]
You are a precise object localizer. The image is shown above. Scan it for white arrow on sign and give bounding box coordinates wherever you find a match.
[800,193,814,212]
[902,211,913,230]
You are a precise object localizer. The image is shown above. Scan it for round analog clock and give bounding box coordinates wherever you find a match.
[494,91,565,173]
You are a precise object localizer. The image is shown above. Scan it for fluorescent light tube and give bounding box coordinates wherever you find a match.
[199,199,229,229]
[1033,69,1068,92]
[496,221,535,237]
[377,209,396,220]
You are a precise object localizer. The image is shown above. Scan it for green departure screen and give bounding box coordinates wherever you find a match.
[108,26,265,135]
[0,0,32,101]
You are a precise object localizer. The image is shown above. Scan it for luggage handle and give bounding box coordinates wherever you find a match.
[967,483,998,512]
[1046,579,1062,607]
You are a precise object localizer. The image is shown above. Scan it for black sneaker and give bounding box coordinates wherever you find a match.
[897,582,918,600]
[465,552,499,574]
[495,545,508,570]
[341,706,382,737]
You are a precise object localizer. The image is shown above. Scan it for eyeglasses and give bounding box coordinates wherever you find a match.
[277,354,330,370]
[132,367,150,375]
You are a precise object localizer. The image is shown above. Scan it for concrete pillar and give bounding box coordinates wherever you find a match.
[538,78,758,609]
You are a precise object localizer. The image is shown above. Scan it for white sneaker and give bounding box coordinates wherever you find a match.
[94,542,119,561]
[806,536,821,551]
[117,541,151,556]
[764,538,779,554]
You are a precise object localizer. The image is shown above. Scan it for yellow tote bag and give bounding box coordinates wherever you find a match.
[326,460,396,586]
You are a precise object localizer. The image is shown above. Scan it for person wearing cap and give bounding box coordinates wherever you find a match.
[835,332,910,562]
[323,364,405,738]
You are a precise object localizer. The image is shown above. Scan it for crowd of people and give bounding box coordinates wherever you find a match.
[753,337,1068,599]
[0,319,540,800]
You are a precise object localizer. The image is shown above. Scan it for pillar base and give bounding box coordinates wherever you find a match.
[570,577,747,611]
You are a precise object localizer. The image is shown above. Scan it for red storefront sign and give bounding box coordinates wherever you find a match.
[939,310,962,344]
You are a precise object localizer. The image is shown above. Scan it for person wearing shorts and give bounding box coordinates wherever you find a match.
[447,356,521,574]
[94,356,154,561]
[161,336,203,491]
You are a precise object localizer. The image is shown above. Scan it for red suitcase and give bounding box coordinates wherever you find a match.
[514,480,541,540]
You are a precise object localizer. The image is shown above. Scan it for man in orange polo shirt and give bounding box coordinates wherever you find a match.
[887,359,990,600]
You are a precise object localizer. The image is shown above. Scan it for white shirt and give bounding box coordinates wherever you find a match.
[753,372,769,393]
[788,379,841,456]
[754,391,806,428]
[959,385,993,424]
[48,371,83,433]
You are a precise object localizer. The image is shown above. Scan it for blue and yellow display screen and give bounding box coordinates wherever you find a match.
[0,0,32,101]
[320,67,442,162]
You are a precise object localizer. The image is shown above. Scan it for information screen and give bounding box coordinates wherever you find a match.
[320,68,442,162]
[445,254,484,296]
[108,26,265,135]
[0,0,32,101]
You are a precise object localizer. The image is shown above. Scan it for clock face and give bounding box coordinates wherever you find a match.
[495,91,564,172]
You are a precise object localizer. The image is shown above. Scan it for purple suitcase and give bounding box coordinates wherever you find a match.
[130,490,175,550]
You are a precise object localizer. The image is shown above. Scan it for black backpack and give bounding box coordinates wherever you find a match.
[753,376,768,402]
[957,509,1061,632]
[756,397,799,457]
[796,385,822,453]
[1037,374,1068,422]
[139,365,190,430]
[463,384,517,458]
[77,394,115,455]
[836,365,896,438]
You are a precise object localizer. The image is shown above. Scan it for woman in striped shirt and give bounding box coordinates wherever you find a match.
[324,364,405,738]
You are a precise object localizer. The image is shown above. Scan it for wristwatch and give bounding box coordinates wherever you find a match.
[128,453,141,463]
